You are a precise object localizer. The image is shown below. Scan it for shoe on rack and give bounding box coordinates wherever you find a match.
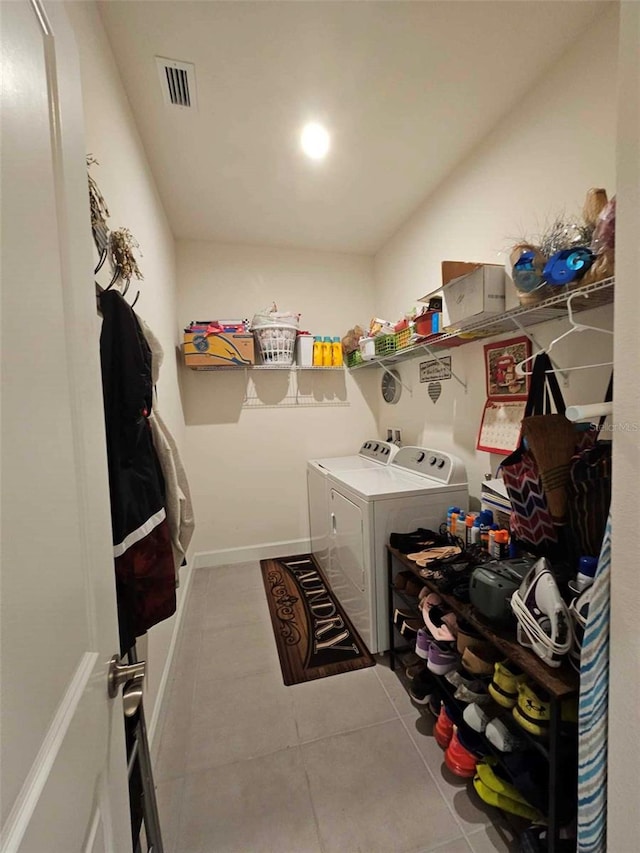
[445,665,476,688]
[456,721,488,759]
[475,761,539,808]
[393,571,411,591]
[420,593,457,642]
[399,650,421,668]
[456,619,485,655]
[399,618,423,640]
[444,730,478,777]
[473,776,544,822]
[393,607,415,630]
[461,645,503,677]
[405,660,427,680]
[409,670,438,705]
[415,627,433,660]
[488,662,527,708]
[427,641,459,675]
[485,718,528,752]
[454,678,492,706]
[463,702,497,734]
[512,682,551,736]
[389,528,447,553]
[434,704,455,749]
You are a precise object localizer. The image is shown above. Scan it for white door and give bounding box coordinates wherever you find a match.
[1,2,131,851]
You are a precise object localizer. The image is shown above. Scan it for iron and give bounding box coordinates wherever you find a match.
[510,558,572,667]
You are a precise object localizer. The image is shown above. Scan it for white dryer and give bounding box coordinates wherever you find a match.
[307,440,398,573]
[326,446,468,654]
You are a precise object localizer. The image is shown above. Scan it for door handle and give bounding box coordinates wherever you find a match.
[122,674,145,717]
[107,654,146,699]
[331,512,336,534]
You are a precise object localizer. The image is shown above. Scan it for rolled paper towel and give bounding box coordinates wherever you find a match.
[522,415,578,523]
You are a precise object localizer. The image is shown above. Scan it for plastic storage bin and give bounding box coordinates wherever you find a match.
[252,324,297,365]
[296,333,313,367]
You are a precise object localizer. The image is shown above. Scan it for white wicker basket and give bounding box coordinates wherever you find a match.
[252,323,298,365]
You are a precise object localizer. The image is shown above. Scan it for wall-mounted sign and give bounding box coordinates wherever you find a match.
[420,356,452,383]
[427,381,442,404]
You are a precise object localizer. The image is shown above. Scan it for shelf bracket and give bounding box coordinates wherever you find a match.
[379,361,412,395]
[419,345,467,391]
[509,317,570,385]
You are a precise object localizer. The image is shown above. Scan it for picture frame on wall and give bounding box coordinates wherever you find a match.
[484,336,531,400]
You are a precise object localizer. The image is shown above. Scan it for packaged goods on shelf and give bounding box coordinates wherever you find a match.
[442,264,506,325]
[184,322,255,368]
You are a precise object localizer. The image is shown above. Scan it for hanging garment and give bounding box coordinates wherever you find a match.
[577,513,611,853]
[138,318,194,582]
[99,290,176,651]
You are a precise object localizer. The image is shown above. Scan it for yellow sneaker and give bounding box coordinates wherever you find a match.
[488,662,526,708]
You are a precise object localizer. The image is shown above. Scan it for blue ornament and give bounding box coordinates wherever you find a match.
[543,247,595,286]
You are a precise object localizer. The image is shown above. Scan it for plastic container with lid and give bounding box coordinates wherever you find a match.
[312,336,323,367]
[576,556,598,590]
[331,336,343,367]
[322,337,332,367]
[359,336,376,361]
[296,332,313,367]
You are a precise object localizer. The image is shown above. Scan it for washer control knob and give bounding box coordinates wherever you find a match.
[437,459,446,469]
[429,456,437,465]
[373,443,379,451]
[416,451,425,463]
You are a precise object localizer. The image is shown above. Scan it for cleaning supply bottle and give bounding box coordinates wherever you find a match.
[470,517,481,546]
[576,556,598,590]
[465,513,478,548]
[447,506,461,535]
[478,510,494,548]
[312,336,323,367]
[332,336,343,367]
[495,530,510,559]
[455,512,466,540]
[322,337,332,367]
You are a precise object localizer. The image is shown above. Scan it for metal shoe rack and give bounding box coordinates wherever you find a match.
[386,546,579,853]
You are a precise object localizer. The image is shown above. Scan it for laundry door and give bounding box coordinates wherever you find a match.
[1,3,131,852]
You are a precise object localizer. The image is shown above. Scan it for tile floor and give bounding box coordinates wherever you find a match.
[153,562,520,853]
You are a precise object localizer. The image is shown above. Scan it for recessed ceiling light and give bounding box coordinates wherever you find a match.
[300,122,330,160]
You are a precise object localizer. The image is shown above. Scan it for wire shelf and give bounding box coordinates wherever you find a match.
[349,277,614,371]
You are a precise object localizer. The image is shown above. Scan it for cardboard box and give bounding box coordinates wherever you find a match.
[504,272,520,312]
[441,261,484,288]
[442,264,505,326]
[184,332,255,368]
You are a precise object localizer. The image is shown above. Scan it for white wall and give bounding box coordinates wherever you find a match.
[608,1,640,846]
[177,240,378,560]
[373,5,618,504]
[65,0,189,732]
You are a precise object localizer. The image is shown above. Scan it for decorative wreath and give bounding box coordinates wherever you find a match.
[109,227,144,281]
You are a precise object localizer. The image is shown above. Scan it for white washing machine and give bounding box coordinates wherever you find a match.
[307,440,398,573]
[326,446,468,654]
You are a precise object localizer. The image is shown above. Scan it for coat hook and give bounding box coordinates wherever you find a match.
[94,247,108,275]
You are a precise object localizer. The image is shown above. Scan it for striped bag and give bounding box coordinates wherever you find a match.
[500,353,568,553]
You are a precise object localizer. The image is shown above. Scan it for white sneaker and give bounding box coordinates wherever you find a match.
[463,702,493,733]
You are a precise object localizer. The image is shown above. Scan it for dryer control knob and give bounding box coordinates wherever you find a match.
[437,459,446,469]
[416,451,425,463]
[428,456,437,465]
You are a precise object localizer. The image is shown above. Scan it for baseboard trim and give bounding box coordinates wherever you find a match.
[147,559,195,751]
[193,538,311,569]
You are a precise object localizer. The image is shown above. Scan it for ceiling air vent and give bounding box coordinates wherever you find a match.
[156,57,197,110]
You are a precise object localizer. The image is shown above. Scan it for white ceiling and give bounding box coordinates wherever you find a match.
[99,1,607,254]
